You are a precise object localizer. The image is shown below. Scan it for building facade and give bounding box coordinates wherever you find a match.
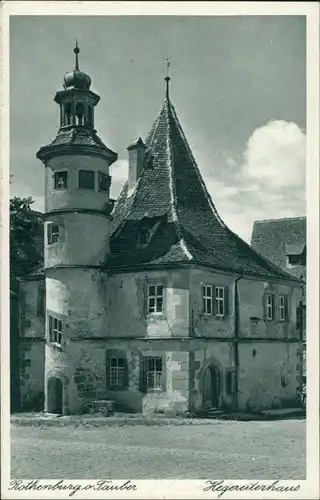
[17,46,304,415]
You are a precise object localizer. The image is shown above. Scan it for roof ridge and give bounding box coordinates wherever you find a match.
[254,216,306,224]
[166,100,193,261]
[168,101,226,228]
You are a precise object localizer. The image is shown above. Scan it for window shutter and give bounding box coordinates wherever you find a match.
[139,354,147,393]
[263,294,268,320]
[272,294,275,320]
[201,285,205,313]
[124,358,129,390]
[212,286,216,316]
[142,282,148,318]
[47,224,51,244]
[106,354,110,389]
[224,286,229,317]
[284,295,289,322]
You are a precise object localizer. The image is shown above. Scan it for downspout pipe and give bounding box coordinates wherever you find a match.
[234,274,244,411]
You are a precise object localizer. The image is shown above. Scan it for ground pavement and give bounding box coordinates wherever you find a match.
[11,419,305,479]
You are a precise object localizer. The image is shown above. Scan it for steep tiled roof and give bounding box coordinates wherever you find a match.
[109,92,299,283]
[251,217,306,280]
[37,127,117,162]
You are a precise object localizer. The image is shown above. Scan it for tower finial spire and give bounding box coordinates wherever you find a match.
[74,39,80,71]
[165,59,171,100]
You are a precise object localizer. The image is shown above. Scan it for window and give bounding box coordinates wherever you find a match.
[202,285,213,315]
[202,285,228,317]
[47,223,60,244]
[48,315,62,345]
[226,370,235,395]
[108,357,127,389]
[279,295,285,321]
[98,172,110,192]
[37,284,45,318]
[148,284,164,314]
[138,229,150,247]
[266,294,274,320]
[54,171,68,189]
[146,357,163,390]
[215,286,225,317]
[79,170,95,190]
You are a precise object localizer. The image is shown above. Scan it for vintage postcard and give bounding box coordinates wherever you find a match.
[1,1,319,499]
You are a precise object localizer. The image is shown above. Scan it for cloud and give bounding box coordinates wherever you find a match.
[202,120,306,242]
[110,159,128,199]
[243,120,306,188]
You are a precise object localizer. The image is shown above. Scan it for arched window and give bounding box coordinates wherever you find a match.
[75,103,84,126]
[88,106,94,127]
[64,103,72,126]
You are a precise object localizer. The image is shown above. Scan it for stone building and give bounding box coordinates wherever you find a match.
[251,216,306,383]
[17,46,304,415]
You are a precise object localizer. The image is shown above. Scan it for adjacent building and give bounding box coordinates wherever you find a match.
[17,46,304,416]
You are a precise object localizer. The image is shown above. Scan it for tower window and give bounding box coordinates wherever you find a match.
[64,103,72,126]
[79,170,95,190]
[54,171,68,190]
[48,315,62,346]
[47,223,60,244]
[75,103,84,126]
[88,106,94,127]
[98,172,111,192]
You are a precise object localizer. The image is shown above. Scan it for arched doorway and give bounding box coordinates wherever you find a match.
[203,365,220,409]
[47,377,63,414]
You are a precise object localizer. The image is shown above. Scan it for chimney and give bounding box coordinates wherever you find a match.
[127,137,146,194]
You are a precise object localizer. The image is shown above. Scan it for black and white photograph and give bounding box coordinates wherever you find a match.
[1,2,319,499]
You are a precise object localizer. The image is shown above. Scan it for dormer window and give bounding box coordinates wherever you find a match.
[286,243,306,267]
[54,171,68,189]
[138,229,150,247]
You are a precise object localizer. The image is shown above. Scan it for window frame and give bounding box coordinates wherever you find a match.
[48,315,62,346]
[146,356,164,391]
[266,293,274,321]
[202,284,213,315]
[47,222,60,245]
[225,369,235,395]
[147,283,164,315]
[107,356,127,390]
[98,171,111,193]
[78,169,95,190]
[215,286,225,317]
[53,171,68,190]
[37,283,45,318]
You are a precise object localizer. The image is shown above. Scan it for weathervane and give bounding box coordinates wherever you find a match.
[165,59,171,99]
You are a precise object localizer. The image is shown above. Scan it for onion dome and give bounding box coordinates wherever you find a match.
[63,41,91,90]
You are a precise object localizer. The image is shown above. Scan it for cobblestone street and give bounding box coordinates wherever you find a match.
[11,419,305,479]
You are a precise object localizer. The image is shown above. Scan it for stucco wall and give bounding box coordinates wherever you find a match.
[45,154,111,213]
[45,212,110,267]
[19,280,45,409]
[20,340,45,409]
[238,341,300,411]
[46,268,107,339]
[107,269,190,338]
[19,280,45,338]
[189,269,235,338]
[238,279,301,339]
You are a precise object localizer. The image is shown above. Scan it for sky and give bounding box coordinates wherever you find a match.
[10,15,306,242]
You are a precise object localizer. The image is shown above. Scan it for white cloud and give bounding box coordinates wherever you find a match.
[243,120,306,188]
[110,158,128,199]
[202,120,306,242]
